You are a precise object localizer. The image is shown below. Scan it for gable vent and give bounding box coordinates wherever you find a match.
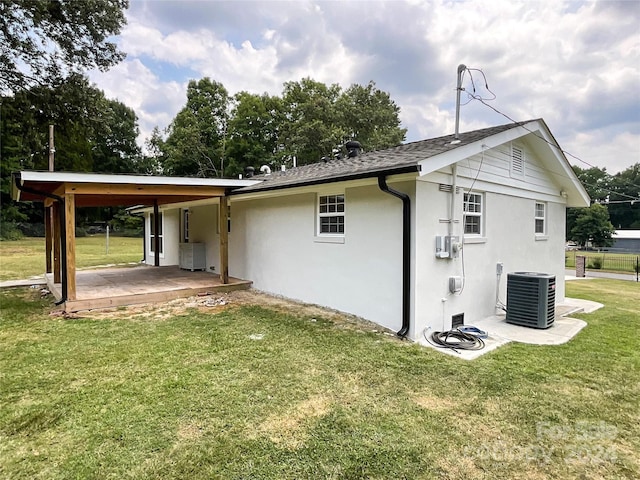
[439,184,461,193]
[511,145,525,178]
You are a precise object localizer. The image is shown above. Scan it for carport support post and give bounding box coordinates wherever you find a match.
[52,202,61,283]
[218,195,229,284]
[64,193,76,300]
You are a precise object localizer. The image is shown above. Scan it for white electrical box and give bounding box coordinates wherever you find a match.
[435,236,449,258]
[449,276,463,293]
[436,235,462,259]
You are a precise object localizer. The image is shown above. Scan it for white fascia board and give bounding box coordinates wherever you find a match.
[418,124,534,176]
[17,171,260,188]
[525,128,590,208]
[230,172,417,203]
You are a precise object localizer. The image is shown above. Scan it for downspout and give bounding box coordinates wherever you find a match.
[13,177,68,305]
[377,175,411,338]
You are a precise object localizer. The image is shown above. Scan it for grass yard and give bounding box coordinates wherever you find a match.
[0,236,143,281]
[0,280,638,479]
[565,250,639,273]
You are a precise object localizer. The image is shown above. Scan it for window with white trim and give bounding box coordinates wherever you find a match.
[182,209,190,242]
[535,202,546,235]
[318,194,345,235]
[463,192,483,236]
[149,212,164,254]
[216,205,231,234]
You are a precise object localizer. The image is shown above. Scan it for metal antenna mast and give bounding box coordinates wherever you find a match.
[453,64,467,142]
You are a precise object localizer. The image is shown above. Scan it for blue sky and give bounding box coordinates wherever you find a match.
[89,0,640,174]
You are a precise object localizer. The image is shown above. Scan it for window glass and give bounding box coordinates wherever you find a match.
[535,202,546,235]
[463,193,483,236]
[318,194,345,235]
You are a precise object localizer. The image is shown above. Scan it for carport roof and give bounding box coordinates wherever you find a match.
[12,171,259,207]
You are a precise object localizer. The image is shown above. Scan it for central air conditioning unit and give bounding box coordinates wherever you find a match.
[506,272,556,329]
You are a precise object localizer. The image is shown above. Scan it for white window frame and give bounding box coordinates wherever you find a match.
[317,193,345,237]
[215,205,231,234]
[182,209,190,243]
[535,202,546,236]
[463,192,483,237]
[149,212,164,257]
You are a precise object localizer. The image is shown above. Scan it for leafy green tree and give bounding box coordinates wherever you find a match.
[571,165,612,201]
[570,203,615,248]
[568,165,611,239]
[163,78,229,177]
[280,78,343,166]
[138,126,165,175]
[0,0,128,93]
[608,164,640,229]
[336,81,406,151]
[225,92,283,177]
[1,75,142,229]
[157,77,408,174]
[93,99,141,174]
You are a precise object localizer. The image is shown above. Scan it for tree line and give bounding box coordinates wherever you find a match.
[0,74,406,234]
[150,76,406,178]
[567,165,640,247]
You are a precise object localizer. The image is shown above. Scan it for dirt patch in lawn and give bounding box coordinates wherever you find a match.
[61,289,401,338]
[250,394,332,448]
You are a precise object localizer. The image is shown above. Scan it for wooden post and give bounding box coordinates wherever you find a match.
[218,196,229,284]
[45,207,53,273]
[52,202,61,283]
[65,193,76,300]
[153,200,160,267]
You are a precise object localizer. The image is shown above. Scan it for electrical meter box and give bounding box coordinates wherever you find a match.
[435,235,461,259]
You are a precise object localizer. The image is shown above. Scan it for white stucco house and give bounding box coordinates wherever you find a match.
[134,119,589,340]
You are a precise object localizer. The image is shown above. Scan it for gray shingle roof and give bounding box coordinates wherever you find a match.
[234,121,534,194]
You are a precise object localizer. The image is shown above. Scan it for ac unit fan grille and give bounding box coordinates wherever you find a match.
[506,273,555,329]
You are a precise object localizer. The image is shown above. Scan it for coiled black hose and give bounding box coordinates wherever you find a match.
[425,329,485,353]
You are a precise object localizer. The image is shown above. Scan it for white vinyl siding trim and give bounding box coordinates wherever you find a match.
[463,192,483,236]
[318,194,345,236]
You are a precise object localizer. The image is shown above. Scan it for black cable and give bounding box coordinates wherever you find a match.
[424,328,485,354]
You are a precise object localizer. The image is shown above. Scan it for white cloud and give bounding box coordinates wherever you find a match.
[89,59,185,144]
[87,0,639,173]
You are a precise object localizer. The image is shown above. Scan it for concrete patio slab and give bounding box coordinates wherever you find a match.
[417,297,603,360]
[45,265,252,312]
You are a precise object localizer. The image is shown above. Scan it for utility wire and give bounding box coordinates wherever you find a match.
[459,68,639,204]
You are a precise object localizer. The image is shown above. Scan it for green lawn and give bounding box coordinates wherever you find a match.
[0,236,143,281]
[565,250,639,273]
[0,280,638,479]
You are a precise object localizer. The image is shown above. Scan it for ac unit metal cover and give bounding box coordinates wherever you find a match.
[506,272,556,329]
